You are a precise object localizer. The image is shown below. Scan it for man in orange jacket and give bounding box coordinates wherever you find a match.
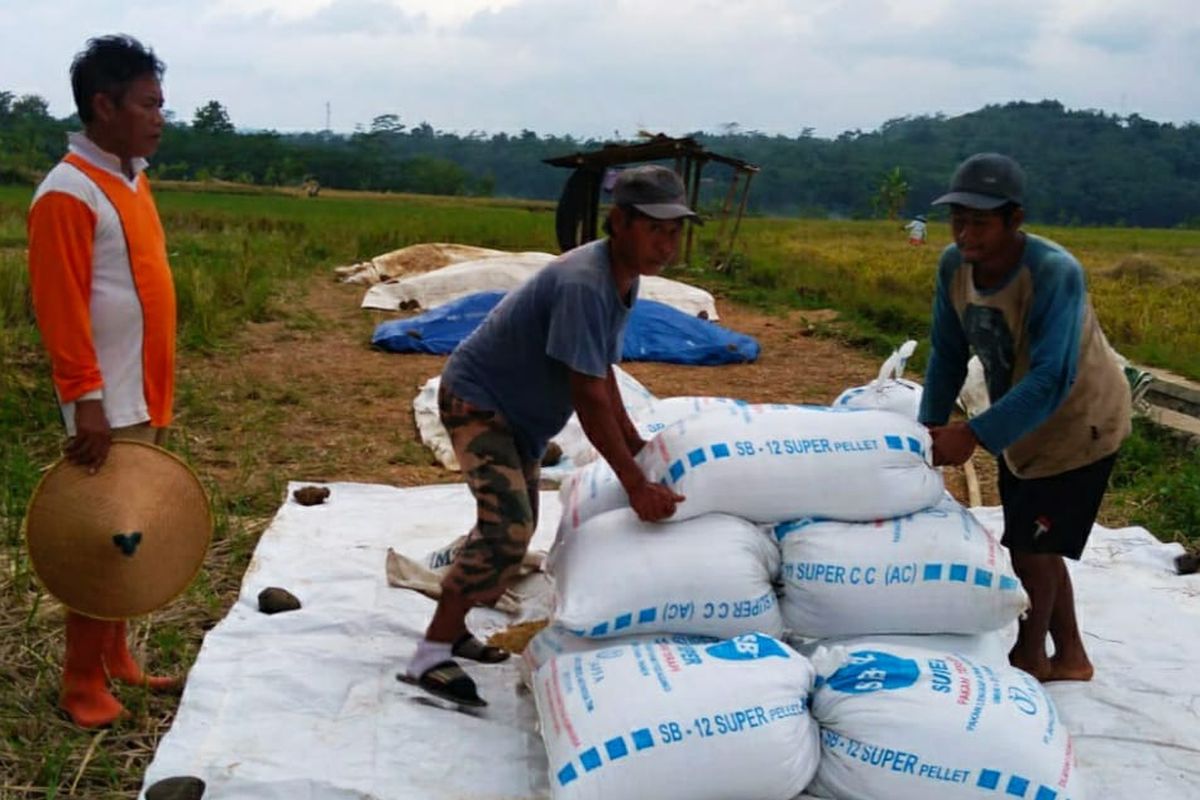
[27,35,179,727]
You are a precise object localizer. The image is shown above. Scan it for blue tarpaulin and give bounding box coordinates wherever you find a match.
[371,291,759,366]
[371,291,504,356]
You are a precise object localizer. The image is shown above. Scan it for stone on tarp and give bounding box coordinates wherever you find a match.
[258,587,302,615]
[145,776,206,800]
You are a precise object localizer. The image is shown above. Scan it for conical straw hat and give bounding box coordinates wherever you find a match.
[23,441,212,619]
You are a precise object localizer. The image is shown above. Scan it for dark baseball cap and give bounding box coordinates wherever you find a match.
[933,152,1025,210]
[612,165,702,223]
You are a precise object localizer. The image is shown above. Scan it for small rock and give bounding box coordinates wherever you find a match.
[293,485,330,506]
[541,441,563,467]
[145,776,206,800]
[1176,552,1200,575]
[258,587,302,614]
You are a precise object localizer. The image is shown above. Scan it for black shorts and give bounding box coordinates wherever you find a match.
[998,453,1118,560]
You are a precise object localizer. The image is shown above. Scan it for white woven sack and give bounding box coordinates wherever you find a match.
[833,340,924,419]
[560,395,746,470]
[547,509,783,640]
[808,643,1086,800]
[532,632,820,800]
[635,396,748,436]
[522,624,718,675]
[788,630,1014,667]
[776,495,1028,638]
[559,404,943,530]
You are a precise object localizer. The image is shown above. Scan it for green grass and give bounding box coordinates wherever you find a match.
[1107,417,1200,543]
[685,215,1200,379]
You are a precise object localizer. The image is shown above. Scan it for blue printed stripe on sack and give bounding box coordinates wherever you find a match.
[976,767,1072,800]
[921,563,1022,591]
[557,728,657,786]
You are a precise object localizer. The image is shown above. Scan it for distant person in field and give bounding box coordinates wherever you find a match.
[918,152,1131,683]
[904,214,927,245]
[404,165,695,707]
[27,34,179,726]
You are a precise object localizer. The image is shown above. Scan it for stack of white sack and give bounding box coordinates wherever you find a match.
[806,643,1086,799]
[775,494,1029,638]
[531,399,907,798]
[558,403,945,530]
[528,631,822,800]
[832,340,923,419]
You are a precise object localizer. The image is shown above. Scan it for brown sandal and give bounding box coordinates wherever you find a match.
[401,660,487,707]
[451,633,511,664]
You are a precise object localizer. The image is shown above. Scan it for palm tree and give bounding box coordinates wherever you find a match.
[873,167,909,220]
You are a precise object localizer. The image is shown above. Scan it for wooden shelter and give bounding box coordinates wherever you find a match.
[544,134,759,269]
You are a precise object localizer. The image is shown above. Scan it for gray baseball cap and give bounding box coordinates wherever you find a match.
[933,152,1025,209]
[612,165,702,223]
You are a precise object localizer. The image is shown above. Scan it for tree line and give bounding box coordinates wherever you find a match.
[2,92,1198,227]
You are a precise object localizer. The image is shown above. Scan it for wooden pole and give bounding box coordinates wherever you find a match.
[963,458,982,508]
[713,170,741,268]
[724,171,755,274]
[685,157,703,267]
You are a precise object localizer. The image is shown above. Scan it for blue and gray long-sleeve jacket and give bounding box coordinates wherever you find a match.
[918,233,1130,478]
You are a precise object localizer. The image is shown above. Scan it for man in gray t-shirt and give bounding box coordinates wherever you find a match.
[404,165,698,707]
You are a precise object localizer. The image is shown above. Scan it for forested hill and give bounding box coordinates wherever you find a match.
[2,94,1197,227]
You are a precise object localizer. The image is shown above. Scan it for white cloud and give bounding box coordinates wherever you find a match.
[2,0,1196,137]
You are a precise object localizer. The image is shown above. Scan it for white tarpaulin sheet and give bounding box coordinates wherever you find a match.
[361,252,721,320]
[141,483,1200,799]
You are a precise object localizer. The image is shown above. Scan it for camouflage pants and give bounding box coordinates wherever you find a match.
[438,383,540,601]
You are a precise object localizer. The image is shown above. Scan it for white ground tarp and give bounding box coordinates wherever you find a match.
[140,483,1200,800]
[141,483,557,800]
[361,252,721,320]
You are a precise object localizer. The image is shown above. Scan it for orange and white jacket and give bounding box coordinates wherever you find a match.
[28,133,176,435]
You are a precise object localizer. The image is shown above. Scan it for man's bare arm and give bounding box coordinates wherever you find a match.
[570,370,682,522]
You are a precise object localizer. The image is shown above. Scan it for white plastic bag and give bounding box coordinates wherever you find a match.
[808,643,1086,800]
[833,340,923,419]
[532,632,821,800]
[957,355,990,419]
[776,495,1028,637]
[548,509,783,640]
[415,366,656,471]
[560,404,943,529]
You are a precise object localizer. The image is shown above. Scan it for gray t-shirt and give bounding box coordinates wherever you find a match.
[441,239,637,459]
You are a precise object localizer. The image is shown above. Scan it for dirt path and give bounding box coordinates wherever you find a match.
[178,276,996,513]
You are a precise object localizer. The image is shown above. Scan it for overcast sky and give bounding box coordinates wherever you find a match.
[2,0,1197,139]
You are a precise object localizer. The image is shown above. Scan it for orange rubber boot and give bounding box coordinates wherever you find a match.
[103,620,180,691]
[61,612,127,728]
